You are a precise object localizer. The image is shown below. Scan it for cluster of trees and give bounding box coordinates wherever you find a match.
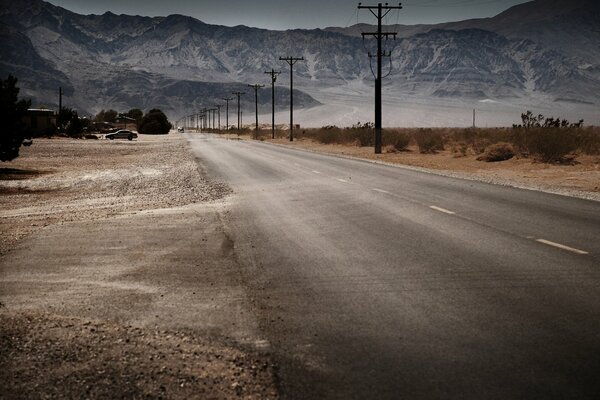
[94,108,171,135]
[1,74,174,162]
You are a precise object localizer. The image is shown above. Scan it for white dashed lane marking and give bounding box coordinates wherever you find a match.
[536,239,588,255]
[336,178,349,183]
[312,170,322,174]
[372,188,390,194]
[429,206,456,215]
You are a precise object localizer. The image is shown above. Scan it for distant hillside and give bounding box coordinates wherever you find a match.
[1,0,598,125]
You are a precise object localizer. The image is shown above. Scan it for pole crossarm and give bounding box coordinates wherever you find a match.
[279,56,305,142]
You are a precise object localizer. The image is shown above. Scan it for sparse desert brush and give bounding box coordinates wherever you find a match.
[575,127,600,155]
[525,127,579,163]
[414,129,444,154]
[315,126,345,144]
[476,142,515,162]
[382,130,411,151]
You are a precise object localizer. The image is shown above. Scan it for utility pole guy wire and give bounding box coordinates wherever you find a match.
[358,2,402,154]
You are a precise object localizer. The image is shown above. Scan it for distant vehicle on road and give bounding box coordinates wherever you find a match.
[105,129,138,141]
[177,127,184,133]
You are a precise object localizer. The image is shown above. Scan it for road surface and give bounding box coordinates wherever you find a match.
[187,133,600,399]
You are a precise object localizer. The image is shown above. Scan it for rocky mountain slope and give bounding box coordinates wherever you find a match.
[1,0,598,125]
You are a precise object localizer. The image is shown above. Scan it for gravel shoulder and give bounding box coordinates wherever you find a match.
[0,134,278,399]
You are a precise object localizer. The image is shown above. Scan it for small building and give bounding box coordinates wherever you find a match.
[115,115,137,130]
[24,108,56,136]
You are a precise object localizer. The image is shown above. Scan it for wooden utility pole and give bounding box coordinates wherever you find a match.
[359,2,402,154]
[214,104,222,131]
[265,69,281,139]
[58,87,63,129]
[232,91,245,132]
[248,84,265,138]
[222,97,233,130]
[279,56,304,141]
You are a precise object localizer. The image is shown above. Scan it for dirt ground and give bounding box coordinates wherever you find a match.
[0,134,278,399]
[223,133,600,200]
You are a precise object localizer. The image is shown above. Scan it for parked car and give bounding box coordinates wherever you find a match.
[105,129,138,141]
[177,127,184,133]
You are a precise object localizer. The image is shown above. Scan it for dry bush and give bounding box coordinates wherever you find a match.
[476,142,515,162]
[525,128,578,162]
[414,129,444,154]
[382,130,411,151]
[575,127,600,155]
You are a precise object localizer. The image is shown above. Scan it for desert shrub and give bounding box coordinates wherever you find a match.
[316,126,343,144]
[575,127,600,155]
[346,122,374,147]
[476,142,515,162]
[526,128,578,162]
[414,129,444,154]
[382,130,411,151]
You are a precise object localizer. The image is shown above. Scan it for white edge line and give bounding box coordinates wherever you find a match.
[429,205,456,215]
[536,239,588,255]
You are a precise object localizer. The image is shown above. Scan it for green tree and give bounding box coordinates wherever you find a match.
[0,75,31,161]
[126,108,143,123]
[138,108,172,135]
[94,109,118,123]
[58,107,83,137]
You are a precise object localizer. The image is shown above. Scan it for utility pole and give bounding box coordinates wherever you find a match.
[232,91,245,132]
[222,97,233,131]
[214,104,222,131]
[248,84,265,138]
[279,56,304,141]
[359,2,402,154]
[265,69,281,139]
[58,87,63,129]
[212,108,216,131]
[473,109,476,128]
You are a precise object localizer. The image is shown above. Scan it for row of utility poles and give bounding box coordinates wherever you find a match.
[180,57,305,141]
[181,3,402,153]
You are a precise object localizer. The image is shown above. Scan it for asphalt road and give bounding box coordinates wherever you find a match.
[187,133,600,400]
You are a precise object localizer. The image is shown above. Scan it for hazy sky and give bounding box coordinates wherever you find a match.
[49,0,530,30]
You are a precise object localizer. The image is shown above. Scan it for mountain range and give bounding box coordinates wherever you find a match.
[1,0,598,127]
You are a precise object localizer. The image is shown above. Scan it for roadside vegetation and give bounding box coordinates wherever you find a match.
[227,112,599,164]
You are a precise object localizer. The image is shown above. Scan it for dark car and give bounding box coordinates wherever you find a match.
[105,129,138,140]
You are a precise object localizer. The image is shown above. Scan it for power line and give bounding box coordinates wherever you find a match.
[279,56,304,142]
[359,2,402,154]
